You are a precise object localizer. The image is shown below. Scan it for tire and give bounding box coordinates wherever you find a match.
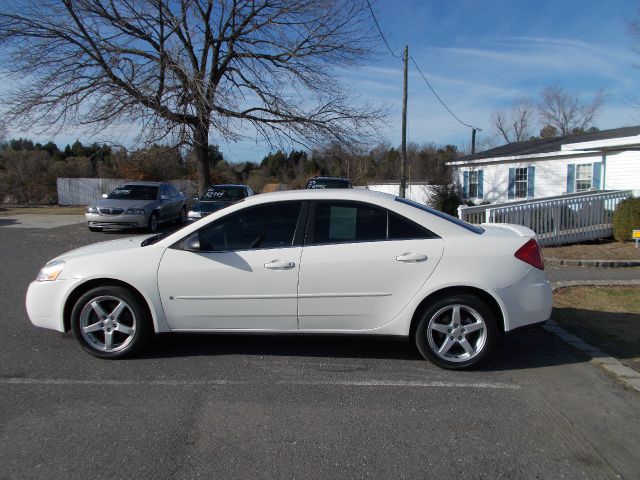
[178,206,187,225]
[147,212,159,233]
[88,226,103,232]
[70,285,151,359]
[415,294,497,370]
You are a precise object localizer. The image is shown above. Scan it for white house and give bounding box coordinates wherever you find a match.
[447,126,640,204]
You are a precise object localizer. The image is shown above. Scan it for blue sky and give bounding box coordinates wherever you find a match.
[9,0,640,162]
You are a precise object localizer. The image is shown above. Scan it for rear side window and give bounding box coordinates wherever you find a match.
[395,197,484,234]
[308,201,437,245]
[312,202,386,243]
[388,212,434,240]
[196,202,302,251]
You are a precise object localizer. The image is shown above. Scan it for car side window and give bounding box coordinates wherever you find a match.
[196,202,303,251]
[310,201,387,244]
[388,212,436,239]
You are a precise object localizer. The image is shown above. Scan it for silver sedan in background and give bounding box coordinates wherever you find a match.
[85,181,187,233]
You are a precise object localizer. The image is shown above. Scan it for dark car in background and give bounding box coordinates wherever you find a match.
[305,176,353,189]
[85,181,187,233]
[187,184,255,222]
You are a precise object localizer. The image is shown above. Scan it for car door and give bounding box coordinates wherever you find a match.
[298,201,444,331]
[157,201,305,330]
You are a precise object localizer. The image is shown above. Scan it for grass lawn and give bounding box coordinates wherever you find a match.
[553,286,640,372]
[0,206,86,215]
[543,240,640,260]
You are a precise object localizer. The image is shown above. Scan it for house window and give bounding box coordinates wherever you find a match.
[468,171,479,198]
[575,164,592,192]
[515,167,528,198]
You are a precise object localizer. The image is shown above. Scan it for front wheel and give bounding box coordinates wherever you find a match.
[178,206,187,225]
[147,212,159,233]
[415,294,497,369]
[70,286,151,359]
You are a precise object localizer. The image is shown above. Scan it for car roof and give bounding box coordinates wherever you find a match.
[119,181,165,187]
[205,184,248,188]
[243,188,392,204]
[307,176,351,181]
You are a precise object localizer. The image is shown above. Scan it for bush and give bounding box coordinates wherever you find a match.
[427,184,462,216]
[612,197,640,241]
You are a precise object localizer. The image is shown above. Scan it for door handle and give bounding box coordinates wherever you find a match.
[396,253,427,263]
[264,260,296,270]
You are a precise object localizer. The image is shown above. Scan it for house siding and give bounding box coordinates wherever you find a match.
[454,152,638,204]
[604,151,640,195]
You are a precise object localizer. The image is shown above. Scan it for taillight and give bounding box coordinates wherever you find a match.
[514,238,544,270]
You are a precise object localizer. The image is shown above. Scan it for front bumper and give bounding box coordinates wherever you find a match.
[25,279,79,332]
[86,212,149,229]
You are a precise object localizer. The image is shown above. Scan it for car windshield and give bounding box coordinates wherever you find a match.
[200,186,245,201]
[108,185,158,201]
[306,178,351,189]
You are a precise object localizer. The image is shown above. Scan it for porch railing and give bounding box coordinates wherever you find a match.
[458,190,633,246]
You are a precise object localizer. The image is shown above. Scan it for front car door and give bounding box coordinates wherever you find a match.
[157,201,306,330]
[297,201,444,331]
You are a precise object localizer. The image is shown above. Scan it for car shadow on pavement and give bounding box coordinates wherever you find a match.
[136,326,590,371]
[0,218,19,226]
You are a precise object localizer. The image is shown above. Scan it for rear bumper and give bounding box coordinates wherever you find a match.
[493,269,553,332]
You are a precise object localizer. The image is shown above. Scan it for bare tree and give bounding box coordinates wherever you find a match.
[491,99,535,144]
[0,0,383,193]
[538,85,604,137]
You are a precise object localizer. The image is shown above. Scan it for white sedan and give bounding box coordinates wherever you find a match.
[26,190,552,369]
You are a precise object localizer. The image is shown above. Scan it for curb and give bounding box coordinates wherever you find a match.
[546,258,640,268]
[549,281,640,393]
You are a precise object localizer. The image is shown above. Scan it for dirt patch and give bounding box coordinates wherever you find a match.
[553,286,640,372]
[543,240,640,261]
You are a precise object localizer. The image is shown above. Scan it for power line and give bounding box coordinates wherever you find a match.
[365,0,403,59]
[365,0,480,132]
[409,55,480,130]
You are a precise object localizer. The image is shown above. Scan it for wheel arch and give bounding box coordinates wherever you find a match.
[409,286,506,339]
[63,278,154,333]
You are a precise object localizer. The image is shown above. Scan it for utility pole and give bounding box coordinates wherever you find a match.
[471,128,477,155]
[400,45,408,198]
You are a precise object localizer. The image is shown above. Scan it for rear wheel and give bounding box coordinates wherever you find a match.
[70,286,151,359]
[415,294,497,369]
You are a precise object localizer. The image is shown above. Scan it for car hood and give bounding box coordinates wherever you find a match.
[52,236,153,262]
[190,201,230,213]
[95,199,156,210]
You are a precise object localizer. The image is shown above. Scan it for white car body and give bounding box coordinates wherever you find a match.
[26,189,552,367]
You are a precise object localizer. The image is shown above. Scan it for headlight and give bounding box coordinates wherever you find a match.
[187,210,202,218]
[86,206,98,213]
[124,208,145,215]
[36,261,65,282]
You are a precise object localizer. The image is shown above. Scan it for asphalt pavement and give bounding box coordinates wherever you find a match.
[1,220,640,479]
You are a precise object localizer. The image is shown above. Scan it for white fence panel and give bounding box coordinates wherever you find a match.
[57,178,198,205]
[458,190,633,246]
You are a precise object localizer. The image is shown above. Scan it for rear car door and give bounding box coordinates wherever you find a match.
[297,201,444,331]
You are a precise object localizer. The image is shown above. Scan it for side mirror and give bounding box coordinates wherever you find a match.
[192,197,199,202]
[102,193,108,199]
[184,234,200,251]
[160,194,170,201]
